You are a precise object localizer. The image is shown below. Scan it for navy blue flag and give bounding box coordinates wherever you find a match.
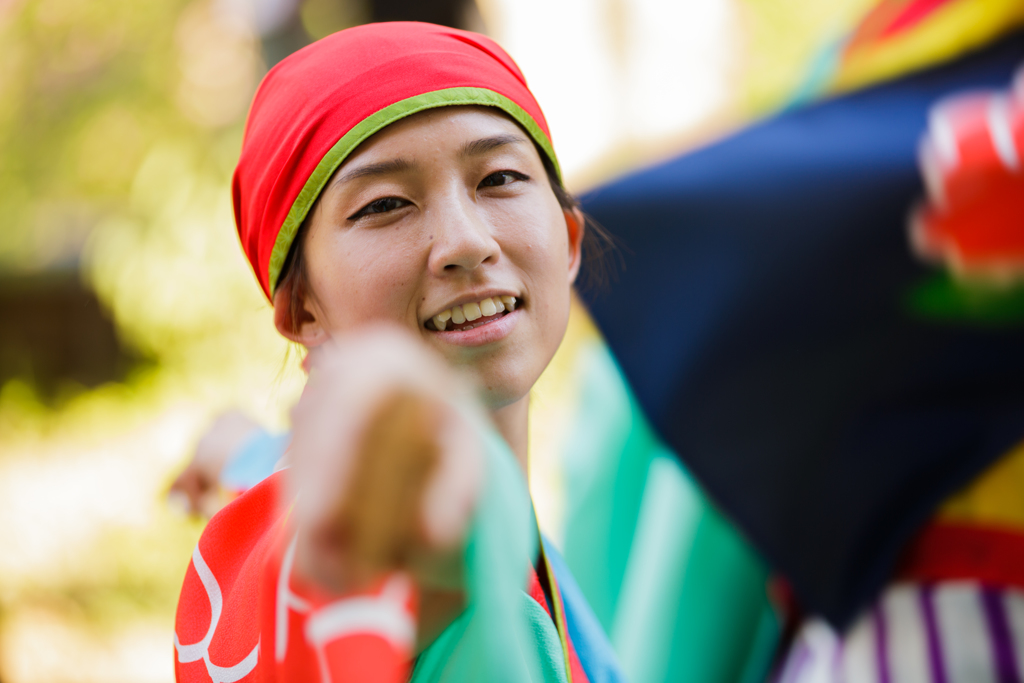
[580,30,1024,629]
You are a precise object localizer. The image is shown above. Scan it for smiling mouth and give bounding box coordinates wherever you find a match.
[425,296,518,332]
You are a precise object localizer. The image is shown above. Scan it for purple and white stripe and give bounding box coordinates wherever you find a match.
[776,582,1024,683]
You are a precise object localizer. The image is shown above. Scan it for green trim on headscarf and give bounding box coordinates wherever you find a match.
[268,87,561,295]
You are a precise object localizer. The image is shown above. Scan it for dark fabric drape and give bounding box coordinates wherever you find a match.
[580,30,1024,629]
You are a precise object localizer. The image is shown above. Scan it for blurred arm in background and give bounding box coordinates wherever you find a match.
[169,410,286,517]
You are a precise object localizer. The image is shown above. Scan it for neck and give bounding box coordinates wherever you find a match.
[490,394,529,474]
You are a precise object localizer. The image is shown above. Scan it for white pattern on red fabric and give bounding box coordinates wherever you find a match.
[304,575,416,683]
[275,533,311,662]
[174,472,416,683]
[910,63,1024,280]
[174,545,261,682]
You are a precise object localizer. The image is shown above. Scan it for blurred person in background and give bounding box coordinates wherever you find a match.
[171,411,290,516]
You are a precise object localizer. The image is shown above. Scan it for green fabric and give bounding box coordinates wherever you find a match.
[268,87,561,294]
[560,341,657,630]
[560,338,779,683]
[620,459,778,683]
[410,333,781,683]
[737,595,782,683]
[410,423,565,682]
[519,593,571,683]
[612,456,702,681]
[905,273,1024,325]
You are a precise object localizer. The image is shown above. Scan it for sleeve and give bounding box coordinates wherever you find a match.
[219,429,290,494]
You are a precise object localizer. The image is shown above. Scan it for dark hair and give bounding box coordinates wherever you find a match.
[277,149,616,332]
[536,151,617,295]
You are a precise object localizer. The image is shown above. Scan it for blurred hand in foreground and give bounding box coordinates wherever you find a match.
[289,324,484,643]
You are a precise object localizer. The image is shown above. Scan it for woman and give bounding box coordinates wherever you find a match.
[174,21,622,683]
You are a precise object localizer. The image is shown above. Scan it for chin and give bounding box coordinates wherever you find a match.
[470,363,539,412]
[478,387,530,413]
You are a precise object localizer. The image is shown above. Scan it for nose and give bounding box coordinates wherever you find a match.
[426,194,500,276]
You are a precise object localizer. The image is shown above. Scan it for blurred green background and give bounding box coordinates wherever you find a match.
[0,0,870,679]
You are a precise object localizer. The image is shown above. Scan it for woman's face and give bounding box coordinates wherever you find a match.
[277,106,583,410]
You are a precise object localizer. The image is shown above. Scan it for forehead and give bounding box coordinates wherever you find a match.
[341,105,532,165]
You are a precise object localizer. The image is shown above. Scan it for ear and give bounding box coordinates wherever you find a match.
[565,207,585,285]
[273,276,329,348]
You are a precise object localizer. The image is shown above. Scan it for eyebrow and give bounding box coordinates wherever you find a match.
[332,158,412,187]
[461,133,529,157]
[331,133,528,188]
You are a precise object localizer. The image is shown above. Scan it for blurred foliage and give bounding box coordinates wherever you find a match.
[6,509,207,631]
[0,0,304,679]
[0,0,306,416]
[2,0,189,270]
[301,0,367,40]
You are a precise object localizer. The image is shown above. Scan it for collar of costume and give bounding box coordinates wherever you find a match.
[232,21,559,299]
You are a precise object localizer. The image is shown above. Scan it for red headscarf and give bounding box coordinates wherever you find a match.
[232,22,559,299]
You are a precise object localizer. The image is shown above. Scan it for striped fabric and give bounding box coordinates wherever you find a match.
[527,563,591,683]
[776,582,1024,683]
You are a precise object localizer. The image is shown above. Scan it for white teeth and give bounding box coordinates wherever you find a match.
[430,296,518,331]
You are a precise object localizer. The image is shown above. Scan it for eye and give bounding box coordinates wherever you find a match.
[479,170,528,188]
[348,196,409,220]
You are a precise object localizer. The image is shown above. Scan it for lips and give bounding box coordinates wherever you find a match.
[426,296,517,332]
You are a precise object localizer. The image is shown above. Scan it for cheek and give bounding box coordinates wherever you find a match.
[490,194,567,259]
[305,229,425,327]
[496,202,572,338]
[504,205,570,292]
